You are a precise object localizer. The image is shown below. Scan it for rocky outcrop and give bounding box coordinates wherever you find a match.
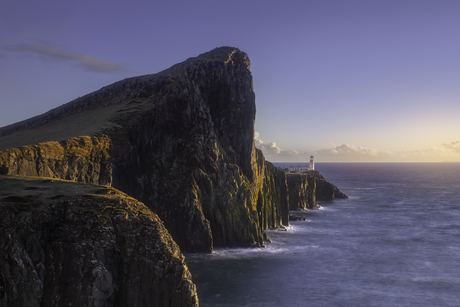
[254,149,289,230]
[0,47,345,254]
[0,136,112,185]
[306,170,348,201]
[0,175,198,307]
[0,47,283,253]
[286,173,316,210]
[286,171,348,210]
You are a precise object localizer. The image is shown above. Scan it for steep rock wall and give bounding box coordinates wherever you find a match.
[93,47,288,252]
[0,47,345,254]
[307,170,348,201]
[254,149,289,228]
[286,174,316,210]
[286,171,348,210]
[0,135,112,185]
[0,175,198,307]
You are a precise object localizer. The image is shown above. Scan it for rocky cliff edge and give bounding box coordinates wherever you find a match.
[0,47,345,254]
[287,171,348,211]
[0,175,198,307]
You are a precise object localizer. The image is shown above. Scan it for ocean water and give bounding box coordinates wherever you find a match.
[186,163,460,307]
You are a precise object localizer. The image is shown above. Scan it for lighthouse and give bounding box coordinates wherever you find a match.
[309,155,315,170]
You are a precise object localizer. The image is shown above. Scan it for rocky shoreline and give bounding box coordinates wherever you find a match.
[0,47,346,306]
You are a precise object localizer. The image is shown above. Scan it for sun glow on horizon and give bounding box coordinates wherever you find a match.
[255,131,460,163]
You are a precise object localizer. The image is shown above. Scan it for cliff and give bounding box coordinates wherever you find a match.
[0,47,345,254]
[0,47,280,253]
[305,170,348,201]
[286,173,317,210]
[286,171,348,210]
[0,175,198,307]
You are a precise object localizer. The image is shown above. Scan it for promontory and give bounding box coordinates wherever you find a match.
[0,46,346,306]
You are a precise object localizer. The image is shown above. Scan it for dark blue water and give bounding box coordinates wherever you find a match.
[186,163,460,306]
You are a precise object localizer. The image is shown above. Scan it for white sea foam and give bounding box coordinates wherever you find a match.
[317,205,337,212]
[208,246,294,259]
[345,195,361,200]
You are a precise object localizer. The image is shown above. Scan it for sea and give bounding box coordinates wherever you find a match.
[186,163,460,307]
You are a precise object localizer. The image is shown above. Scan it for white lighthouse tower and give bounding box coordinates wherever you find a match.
[309,155,315,170]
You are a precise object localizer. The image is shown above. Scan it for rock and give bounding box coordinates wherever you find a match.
[263,232,271,242]
[289,215,308,221]
[286,173,316,210]
[0,47,345,254]
[0,175,198,307]
[304,170,348,201]
[0,46,349,306]
[0,136,112,185]
[0,47,292,253]
[278,225,288,231]
[286,170,347,211]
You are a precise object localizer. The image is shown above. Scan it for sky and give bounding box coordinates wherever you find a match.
[1,0,460,162]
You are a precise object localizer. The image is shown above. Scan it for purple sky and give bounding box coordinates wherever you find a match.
[1,0,460,162]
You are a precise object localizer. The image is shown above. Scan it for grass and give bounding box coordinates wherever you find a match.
[0,47,244,152]
[0,103,130,151]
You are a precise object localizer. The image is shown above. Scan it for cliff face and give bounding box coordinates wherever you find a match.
[0,136,112,185]
[0,175,198,307]
[306,170,348,201]
[286,171,348,210]
[0,47,345,254]
[107,48,266,252]
[286,174,316,210]
[0,47,289,253]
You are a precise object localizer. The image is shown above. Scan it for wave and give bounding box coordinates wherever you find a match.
[209,244,325,259]
[343,195,361,200]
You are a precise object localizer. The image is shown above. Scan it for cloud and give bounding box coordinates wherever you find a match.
[314,144,395,162]
[316,144,382,157]
[310,142,460,162]
[254,133,460,162]
[254,133,385,160]
[4,42,127,73]
[398,147,445,157]
[254,132,298,156]
[442,139,460,153]
[318,144,377,156]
